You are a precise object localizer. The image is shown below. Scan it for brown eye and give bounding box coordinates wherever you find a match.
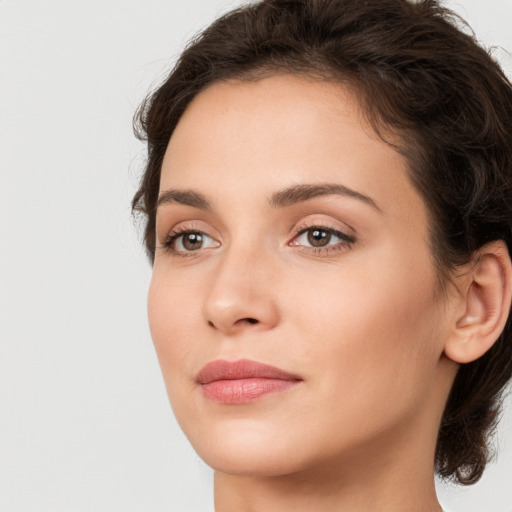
[290,225,355,253]
[182,232,204,251]
[164,229,220,255]
[307,229,331,247]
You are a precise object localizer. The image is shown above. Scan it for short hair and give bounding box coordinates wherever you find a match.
[132,0,512,485]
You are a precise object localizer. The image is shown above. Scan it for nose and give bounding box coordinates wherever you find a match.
[203,242,280,335]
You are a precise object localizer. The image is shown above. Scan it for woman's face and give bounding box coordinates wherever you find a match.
[148,75,455,476]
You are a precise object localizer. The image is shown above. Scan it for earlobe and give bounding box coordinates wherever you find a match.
[444,241,512,364]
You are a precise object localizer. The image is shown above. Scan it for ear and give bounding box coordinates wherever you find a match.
[444,240,512,364]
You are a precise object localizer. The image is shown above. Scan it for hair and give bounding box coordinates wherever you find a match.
[132,0,512,485]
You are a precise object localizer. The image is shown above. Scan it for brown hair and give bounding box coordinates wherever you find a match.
[132,0,512,485]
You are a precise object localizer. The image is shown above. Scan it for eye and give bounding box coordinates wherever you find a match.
[163,229,220,254]
[290,226,355,251]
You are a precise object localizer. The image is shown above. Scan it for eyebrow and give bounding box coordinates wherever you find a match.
[269,183,380,211]
[156,183,380,212]
[157,189,211,210]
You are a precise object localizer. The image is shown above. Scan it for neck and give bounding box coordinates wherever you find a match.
[214,458,442,512]
[213,417,444,512]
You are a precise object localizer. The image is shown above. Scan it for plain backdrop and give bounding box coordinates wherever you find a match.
[0,1,511,511]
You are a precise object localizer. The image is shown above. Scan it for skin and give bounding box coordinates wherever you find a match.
[148,75,463,511]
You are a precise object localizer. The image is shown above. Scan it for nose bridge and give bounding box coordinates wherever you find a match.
[203,233,279,333]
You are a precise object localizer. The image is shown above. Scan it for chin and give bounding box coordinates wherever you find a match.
[200,446,309,478]
[180,417,317,477]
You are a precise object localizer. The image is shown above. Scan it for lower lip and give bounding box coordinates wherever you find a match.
[201,378,299,404]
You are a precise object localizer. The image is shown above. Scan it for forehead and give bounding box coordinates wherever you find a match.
[160,74,424,220]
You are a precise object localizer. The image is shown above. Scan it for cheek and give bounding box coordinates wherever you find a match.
[286,249,443,411]
[147,271,201,381]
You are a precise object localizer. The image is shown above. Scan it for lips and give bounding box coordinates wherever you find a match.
[196,359,302,404]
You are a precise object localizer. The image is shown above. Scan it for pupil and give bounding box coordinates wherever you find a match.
[308,229,331,247]
[183,232,203,250]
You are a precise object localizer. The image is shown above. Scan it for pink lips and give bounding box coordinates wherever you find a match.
[196,359,302,404]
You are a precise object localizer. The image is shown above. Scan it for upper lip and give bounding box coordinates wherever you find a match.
[196,359,302,384]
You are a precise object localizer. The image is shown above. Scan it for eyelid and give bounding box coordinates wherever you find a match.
[159,229,220,259]
[175,229,218,247]
[290,226,354,245]
[156,220,221,257]
[291,218,356,242]
[288,220,356,255]
[155,217,355,259]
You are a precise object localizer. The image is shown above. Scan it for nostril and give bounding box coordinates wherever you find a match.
[207,317,259,329]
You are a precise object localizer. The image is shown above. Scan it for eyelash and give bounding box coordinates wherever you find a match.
[290,223,356,255]
[161,227,217,258]
[160,224,356,258]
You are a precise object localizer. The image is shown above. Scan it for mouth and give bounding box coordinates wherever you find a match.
[196,359,302,404]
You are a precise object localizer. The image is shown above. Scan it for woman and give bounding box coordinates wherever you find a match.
[132,0,512,510]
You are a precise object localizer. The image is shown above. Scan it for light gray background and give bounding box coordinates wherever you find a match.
[0,1,511,511]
